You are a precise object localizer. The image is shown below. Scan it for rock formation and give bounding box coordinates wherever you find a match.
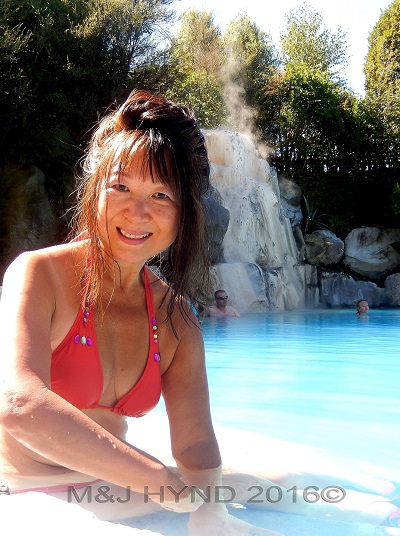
[1,165,59,275]
[203,130,318,313]
[203,130,400,311]
[343,227,400,279]
[304,230,344,266]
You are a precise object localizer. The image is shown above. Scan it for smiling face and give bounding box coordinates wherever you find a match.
[97,149,180,271]
[75,89,210,314]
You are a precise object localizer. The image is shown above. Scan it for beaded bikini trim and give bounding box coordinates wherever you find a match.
[73,269,161,362]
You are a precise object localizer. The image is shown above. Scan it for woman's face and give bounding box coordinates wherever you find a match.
[97,149,180,270]
[357,300,369,314]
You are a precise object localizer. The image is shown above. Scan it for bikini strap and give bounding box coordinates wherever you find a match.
[144,267,161,362]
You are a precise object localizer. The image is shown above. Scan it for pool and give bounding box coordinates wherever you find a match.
[201,309,400,483]
[126,309,400,534]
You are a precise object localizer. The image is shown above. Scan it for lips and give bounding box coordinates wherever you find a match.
[118,228,151,240]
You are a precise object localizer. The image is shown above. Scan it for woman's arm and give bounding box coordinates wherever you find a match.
[0,252,189,501]
[161,313,220,471]
[162,311,282,535]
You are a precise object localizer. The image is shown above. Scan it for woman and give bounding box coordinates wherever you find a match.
[0,89,279,535]
[355,298,370,315]
[0,90,398,535]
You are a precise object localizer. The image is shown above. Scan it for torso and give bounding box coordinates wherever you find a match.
[207,305,238,317]
[0,241,182,490]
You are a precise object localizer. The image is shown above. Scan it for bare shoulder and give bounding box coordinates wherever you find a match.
[228,305,240,316]
[147,268,199,331]
[1,242,86,305]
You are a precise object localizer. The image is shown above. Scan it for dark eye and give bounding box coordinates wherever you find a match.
[153,192,170,200]
[112,183,129,192]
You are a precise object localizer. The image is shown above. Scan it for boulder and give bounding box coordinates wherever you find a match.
[319,271,385,308]
[384,273,400,307]
[278,175,303,228]
[304,230,344,266]
[209,262,268,313]
[343,227,400,279]
[1,165,59,274]
[202,185,230,264]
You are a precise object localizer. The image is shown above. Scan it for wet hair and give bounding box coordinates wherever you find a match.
[214,289,227,298]
[72,89,210,321]
[355,299,368,306]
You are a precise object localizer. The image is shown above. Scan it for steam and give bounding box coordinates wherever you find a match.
[219,55,273,161]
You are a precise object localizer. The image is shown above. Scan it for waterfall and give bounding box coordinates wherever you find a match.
[204,130,319,313]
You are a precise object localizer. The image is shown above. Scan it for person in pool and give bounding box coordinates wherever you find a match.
[355,299,370,315]
[0,89,279,536]
[0,89,398,534]
[205,290,240,317]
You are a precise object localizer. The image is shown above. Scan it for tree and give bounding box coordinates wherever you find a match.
[166,10,225,127]
[0,0,177,269]
[0,0,175,169]
[364,0,400,136]
[261,61,400,233]
[280,3,348,82]
[222,15,279,133]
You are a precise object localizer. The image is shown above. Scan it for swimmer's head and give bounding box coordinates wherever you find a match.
[355,299,369,315]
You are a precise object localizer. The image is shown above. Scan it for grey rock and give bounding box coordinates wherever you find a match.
[305,230,344,266]
[202,185,230,264]
[2,166,59,272]
[384,273,400,307]
[319,271,385,308]
[343,227,400,279]
[278,175,302,206]
[278,175,303,228]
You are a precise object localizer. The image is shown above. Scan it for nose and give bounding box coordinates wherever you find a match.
[123,196,149,221]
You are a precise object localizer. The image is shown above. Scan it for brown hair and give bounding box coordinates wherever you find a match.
[72,89,210,320]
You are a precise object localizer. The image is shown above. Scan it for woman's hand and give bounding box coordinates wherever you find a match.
[187,506,284,536]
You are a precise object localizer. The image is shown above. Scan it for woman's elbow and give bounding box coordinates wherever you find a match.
[0,386,35,433]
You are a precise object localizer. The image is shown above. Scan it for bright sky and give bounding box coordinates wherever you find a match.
[172,0,393,96]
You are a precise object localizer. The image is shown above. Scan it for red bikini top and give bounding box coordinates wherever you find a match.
[51,267,162,417]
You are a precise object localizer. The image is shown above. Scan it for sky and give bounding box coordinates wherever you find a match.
[171,0,393,96]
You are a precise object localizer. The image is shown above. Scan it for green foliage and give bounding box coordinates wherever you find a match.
[280,3,348,81]
[223,15,278,85]
[222,15,279,131]
[167,10,226,127]
[302,195,331,234]
[390,183,400,217]
[365,0,400,136]
[261,61,399,233]
[164,69,225,128]
[0,0,177,267]
[171,10,223,75]
[0,0,175,172]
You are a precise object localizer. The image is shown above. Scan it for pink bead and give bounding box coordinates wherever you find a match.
[84,311,90,318]
[86,337,93,346]
[154,353,160,362]
[152,317,157,326]
[73,335,80,344]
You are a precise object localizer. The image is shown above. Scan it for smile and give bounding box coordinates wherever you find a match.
[118,228,151,239]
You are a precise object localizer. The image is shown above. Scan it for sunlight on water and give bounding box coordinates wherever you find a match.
[201,310,400,481]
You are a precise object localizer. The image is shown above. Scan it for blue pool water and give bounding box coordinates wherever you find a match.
[200,309,400,483]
